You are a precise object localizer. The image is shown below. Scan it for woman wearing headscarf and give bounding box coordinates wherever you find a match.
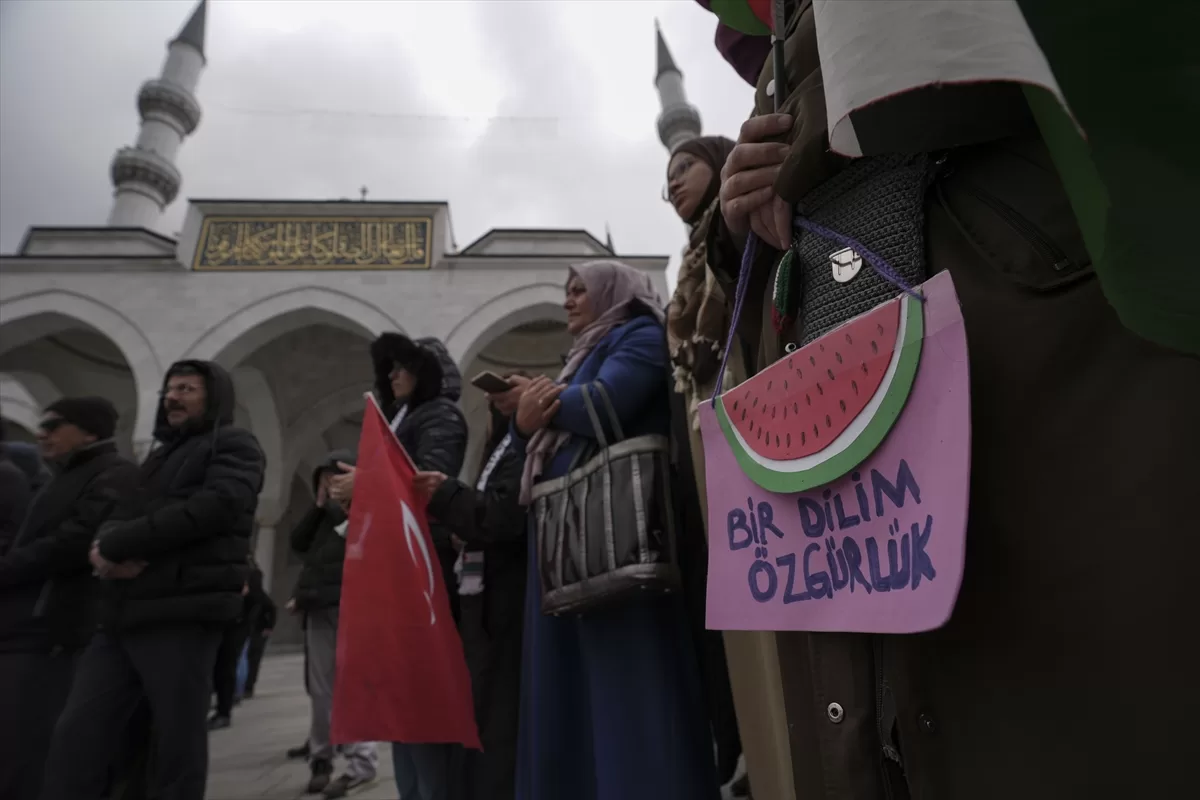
[663,135,751,795]
[511,260,719,800]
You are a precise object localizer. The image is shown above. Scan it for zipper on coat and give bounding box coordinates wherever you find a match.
[955,176,1074,273]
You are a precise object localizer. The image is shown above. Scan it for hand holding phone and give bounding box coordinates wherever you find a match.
[471,371,513,394]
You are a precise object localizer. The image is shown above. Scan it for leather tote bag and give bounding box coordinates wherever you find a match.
[530,382,682,616]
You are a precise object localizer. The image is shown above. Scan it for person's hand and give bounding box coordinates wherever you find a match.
[104,560,148,580]
[490,375,531,416]
[328,463,356,503]
[286,598,297,614]
[720,113,794,251]
[413,471,449,499]
[242,582,250,596]
[515,377,564,437]
[316,483,329,506]
[89,540,114,577]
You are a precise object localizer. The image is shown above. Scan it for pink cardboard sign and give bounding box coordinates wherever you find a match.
[701,270,970,633]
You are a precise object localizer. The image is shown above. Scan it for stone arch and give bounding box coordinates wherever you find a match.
[281,384,368,485]
[182,286,402,368]
[444,282,567,369]
[0,371,60,434]
[0,290,162,455]
[230,366,284,523]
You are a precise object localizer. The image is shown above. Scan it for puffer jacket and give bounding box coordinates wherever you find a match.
[97,360,266,630]
[290,449,356,612]
[370,334,468,550]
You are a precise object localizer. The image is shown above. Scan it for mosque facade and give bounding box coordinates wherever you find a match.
[0,0,702,644]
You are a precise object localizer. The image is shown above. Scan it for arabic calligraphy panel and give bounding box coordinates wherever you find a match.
[194,217,432,270]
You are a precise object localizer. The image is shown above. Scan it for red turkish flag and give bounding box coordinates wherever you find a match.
[330,395,480,749]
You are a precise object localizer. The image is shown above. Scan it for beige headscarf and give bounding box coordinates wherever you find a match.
[518,260,665,503]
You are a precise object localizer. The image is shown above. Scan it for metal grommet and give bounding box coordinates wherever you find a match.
[784,342,799,354]
[826,702,844,724]
[766,79,776,98]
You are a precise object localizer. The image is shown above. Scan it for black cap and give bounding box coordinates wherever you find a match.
[44,396,118,440]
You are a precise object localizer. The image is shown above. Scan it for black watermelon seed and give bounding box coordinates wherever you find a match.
[741,409,747,421]
[793,402,799,413]
[825,414,831,428]
[757,428,762,441]
[809,355,816,366]
[813,424,819,438]
[801,431,806,445]
[748,420,753,430]
[839,399,847,413]
[733,400,739,410]
[805,394,811,406]
[871,340,879,355]
[877,323,884,335]
[835,351,843,364]
[783,407,788,419]
[861,362,869,375]
[784,380,789,390]
[767,380,773,390]
[797,368,803,379]
[786,433,791,446]
[788,357,794,368]
[846,333,853,345]
[817,383,824,396]
[772,407,777,419]
[851,380,859,395]
[775,435,780,447]
[827,368,835,381]
[819,343,825,352]
[753,397,758,408]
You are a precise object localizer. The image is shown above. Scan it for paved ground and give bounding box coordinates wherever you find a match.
[206,653,746,800]
[206,653,396,800]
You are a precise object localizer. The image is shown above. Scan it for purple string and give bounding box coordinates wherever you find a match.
[710,218,926,405]
[793,215,926,301]
[710,232,758,404]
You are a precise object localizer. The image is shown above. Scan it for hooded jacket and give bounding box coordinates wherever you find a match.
[0,447,31,558]
[369,335,468,553]
[96,360,266,630]
[290,448,356,612]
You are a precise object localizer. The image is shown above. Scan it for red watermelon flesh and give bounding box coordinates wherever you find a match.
[720,299,901,459]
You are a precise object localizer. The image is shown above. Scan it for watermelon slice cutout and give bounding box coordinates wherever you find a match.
[715,292,924,493]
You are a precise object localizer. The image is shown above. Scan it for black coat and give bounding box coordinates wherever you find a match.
[0,441,140,652]
[291,448,355,612]
[0,453,31,558]
[371,335,468,550]
[97,360,266,630]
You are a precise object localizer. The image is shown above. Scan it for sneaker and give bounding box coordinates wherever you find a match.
[321,774,373,798]
[206,714,231,731]
[306,759,333,794]
[287,741,311,760]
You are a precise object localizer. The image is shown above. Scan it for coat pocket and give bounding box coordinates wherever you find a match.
[933,137,1093,293]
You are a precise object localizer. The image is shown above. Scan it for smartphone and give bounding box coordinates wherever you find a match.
[471,371,512,394]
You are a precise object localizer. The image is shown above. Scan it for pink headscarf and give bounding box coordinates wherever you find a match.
[519,260,665,503]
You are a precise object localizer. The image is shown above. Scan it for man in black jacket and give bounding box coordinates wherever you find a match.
[0,424,32,557]
[40,360,265,800]
[294,449,379,798]
[242,557,276,699]
[0,397,140,800]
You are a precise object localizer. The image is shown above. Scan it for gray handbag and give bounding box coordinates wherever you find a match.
[530,382,681,616]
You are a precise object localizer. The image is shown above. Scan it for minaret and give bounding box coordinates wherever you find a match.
[107,0,206,229]
[654,20,701,153]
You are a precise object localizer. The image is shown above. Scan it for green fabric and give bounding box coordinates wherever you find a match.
[1018,0,1200,355]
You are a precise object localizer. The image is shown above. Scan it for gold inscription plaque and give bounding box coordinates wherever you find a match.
[193,217,432,270]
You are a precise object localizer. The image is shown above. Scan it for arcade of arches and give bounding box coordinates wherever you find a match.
[0,201,667,645]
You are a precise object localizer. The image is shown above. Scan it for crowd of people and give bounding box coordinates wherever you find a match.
[2,1,1195,800]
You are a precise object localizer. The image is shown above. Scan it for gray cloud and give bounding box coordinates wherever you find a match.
[0,0,759,278]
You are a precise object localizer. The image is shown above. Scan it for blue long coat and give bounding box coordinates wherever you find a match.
[513,314,720,800]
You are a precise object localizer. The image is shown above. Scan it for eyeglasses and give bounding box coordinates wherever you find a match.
[38,418,65,433]
[662,156,698,203]
[161,383,202,397]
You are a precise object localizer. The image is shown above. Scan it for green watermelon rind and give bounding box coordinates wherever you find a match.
[715,294,924,494]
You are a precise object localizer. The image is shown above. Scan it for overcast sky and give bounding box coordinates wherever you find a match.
[0,0,756,280]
